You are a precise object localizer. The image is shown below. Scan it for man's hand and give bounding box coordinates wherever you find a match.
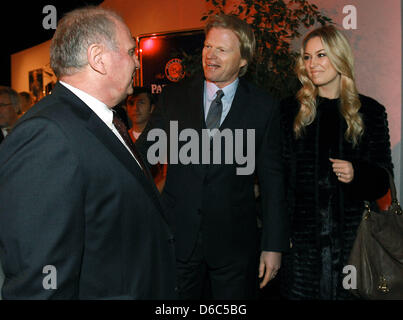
[258,251,282,289]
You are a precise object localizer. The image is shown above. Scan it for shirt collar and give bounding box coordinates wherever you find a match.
[205,78,239,101]
[59,81,114,129]
[1,128,9,137]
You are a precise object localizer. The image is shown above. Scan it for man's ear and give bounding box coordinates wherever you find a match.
[240,58,247,69]
[87,44,107,75]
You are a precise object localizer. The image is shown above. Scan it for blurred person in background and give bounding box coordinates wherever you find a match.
[0,86,21,142]
[127,87,166,192]
[18,91,34,116]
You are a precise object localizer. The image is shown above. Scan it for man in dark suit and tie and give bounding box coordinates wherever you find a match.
[0,6,177,299]
[137,14,288,299]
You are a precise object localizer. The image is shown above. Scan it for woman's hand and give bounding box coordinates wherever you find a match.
[329,158,354,183]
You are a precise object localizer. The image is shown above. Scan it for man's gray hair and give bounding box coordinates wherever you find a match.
[0,86,21,113]
[50,6,124,78]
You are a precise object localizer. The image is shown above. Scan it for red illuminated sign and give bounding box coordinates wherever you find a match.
[136,29,204,94]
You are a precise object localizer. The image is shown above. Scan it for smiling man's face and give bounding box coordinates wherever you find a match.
[202,27,247,88]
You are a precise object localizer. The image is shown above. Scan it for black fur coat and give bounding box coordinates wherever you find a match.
[279,94,393,299]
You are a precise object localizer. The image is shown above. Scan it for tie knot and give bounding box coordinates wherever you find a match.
[215,90,224,100]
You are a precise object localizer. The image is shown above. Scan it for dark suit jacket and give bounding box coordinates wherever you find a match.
[137,77,289,266]
[0,83,177,299]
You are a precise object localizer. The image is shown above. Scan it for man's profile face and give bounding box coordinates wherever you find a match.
[202,27,247,88]
[0,94,18,128]
[105,19,140,104]
[126,92,153,125]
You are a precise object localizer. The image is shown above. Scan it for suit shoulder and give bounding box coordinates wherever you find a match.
[26,89,88,120]
[238,80,279,120]
[241,79,276,102]
[15,95,57,127]
[15,95,84,141]
[22,93,65,118]
[0,116,72,168]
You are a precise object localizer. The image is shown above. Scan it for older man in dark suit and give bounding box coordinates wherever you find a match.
[0,6,177,299]
[137,14,289,299]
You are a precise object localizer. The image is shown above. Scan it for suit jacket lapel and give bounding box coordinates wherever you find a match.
[54,83,169,223]
[86,113,150,185]
[187,77,206,131]
[219,79,248,131]
[86,107,169,224]
[185,78,211,175]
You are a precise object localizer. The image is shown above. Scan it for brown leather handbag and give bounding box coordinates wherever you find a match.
[348,169,403,299]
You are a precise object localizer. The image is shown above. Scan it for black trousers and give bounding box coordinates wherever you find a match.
[176,231,259,300]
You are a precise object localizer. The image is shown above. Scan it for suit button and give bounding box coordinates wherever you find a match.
[174,286,179,292]
[168,237,175,244]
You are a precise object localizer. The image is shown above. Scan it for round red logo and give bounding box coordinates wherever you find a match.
[165,58,185,82]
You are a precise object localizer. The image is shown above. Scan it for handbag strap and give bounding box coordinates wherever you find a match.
[383,168,403,215]
[384,168,398,202]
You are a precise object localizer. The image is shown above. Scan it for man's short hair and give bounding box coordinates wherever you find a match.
[50,6,124,78]
[205,14,256,77]
[130,86,155,106]
[0,86,21,113]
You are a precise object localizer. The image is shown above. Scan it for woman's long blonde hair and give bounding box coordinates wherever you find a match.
[294,25,364,147]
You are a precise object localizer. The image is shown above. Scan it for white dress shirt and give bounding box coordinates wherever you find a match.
[1,128,9,138]
[203,78,239,126]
